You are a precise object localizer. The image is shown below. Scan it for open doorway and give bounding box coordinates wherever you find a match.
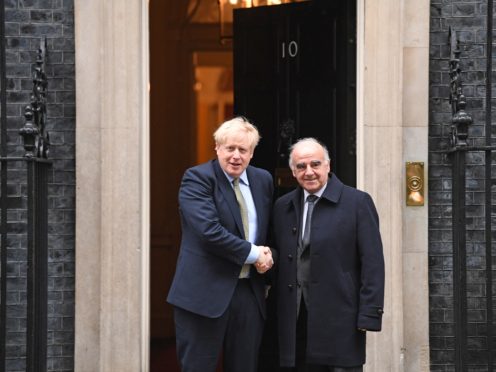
[149,1,232,370]
[149,1,356,370]
[193,52,234,164]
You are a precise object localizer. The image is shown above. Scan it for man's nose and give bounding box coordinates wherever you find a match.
[304,164,313,174]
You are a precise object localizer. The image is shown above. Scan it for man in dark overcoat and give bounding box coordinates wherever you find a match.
[167,117,274,372]
[272,138,385,372]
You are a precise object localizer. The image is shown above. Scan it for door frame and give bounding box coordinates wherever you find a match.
[74,0,150,371]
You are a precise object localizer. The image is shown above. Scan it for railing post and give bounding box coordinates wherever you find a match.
[448,27,473,372]
[19,38,51,372]
[25,159,49,372]
[0,0,8,369]
[484,2,494,371]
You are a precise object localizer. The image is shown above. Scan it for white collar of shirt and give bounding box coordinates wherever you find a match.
[303,183,327,201]
[223,169,249,187]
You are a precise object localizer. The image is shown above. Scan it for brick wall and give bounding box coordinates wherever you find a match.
[3,0,75,371]
[429,0,493,370]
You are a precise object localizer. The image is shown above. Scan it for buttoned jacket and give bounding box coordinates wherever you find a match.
[167,159,273,318]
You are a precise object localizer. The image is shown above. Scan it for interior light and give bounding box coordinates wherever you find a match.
[218,0,298,42]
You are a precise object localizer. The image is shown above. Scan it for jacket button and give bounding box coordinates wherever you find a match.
[377,308,384,315]
[288,284,293,291]
[292,227,297,234]
[288,254,293,261]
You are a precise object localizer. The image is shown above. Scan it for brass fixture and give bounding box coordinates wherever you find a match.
[406,162,424,206]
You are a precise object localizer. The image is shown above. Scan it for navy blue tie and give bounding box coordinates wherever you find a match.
[302,195,318,248]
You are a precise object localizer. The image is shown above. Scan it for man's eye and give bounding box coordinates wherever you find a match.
[296,163,306,170]
[310,161,322,168]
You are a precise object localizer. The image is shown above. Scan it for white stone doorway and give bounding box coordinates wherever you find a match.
[74,0,431,371]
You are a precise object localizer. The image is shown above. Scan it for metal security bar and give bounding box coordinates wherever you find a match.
[0,0,6,369]
[0,36,51,372]
[447,0,495,367]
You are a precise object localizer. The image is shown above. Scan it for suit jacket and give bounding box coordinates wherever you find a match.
[272,174,384,367]
[167,159,274,319]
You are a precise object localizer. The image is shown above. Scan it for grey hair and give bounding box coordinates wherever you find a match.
[288,138,331,169]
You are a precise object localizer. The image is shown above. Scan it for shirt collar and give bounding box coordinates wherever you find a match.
[303,183,327,201]
[223,169,249,186]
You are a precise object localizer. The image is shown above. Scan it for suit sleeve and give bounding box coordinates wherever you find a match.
[178,167,251,266]
[356,193,385,331]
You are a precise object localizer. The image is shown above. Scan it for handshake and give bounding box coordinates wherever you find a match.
[254,246,274,274]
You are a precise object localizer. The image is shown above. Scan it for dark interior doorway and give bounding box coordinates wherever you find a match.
[149,1,356,371]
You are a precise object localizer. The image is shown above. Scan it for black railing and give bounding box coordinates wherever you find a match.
[447,0,495,367]
[0,0,7,368]
[0,38,51,372]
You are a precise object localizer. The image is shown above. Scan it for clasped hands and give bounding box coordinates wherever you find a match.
[254,246,274,274]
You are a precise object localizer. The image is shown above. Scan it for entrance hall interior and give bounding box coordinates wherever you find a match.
[149,1,234,370]
[149,1,355,370]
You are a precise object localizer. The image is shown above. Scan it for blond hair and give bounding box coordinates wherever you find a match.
[213,117,261,151]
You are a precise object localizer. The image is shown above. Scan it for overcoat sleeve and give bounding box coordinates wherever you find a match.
[356,193,385,331]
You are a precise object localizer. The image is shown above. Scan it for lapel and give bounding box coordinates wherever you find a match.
[289,187,304,241]
[212,160,244,238]
[287,188,305,256]
[289,173,343,256]
[320,173,344,204]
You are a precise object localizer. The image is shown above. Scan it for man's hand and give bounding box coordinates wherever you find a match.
[254,246,274,273]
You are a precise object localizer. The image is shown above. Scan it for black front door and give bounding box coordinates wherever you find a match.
[233,2,356,370]
[233,0,356,196]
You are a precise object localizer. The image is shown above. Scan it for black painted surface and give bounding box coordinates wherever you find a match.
[233,0,356,196]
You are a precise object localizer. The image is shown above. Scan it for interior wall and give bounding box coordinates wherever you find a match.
[149,0,186,340]
[149,0,231,339]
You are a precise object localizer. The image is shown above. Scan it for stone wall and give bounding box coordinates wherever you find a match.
[429,0,493,370]
[3,0,75,371]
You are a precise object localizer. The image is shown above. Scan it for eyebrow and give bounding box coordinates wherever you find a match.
[295,160,322,167]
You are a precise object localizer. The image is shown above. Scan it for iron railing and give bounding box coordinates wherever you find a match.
[0,36,51,372]
[447,0,495,367]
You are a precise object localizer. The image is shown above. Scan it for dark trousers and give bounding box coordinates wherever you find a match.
[286,301,363,372]
[174,279,264,372]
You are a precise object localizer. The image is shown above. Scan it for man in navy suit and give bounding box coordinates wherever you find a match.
[272,138,384,372]
[167,117,274,372]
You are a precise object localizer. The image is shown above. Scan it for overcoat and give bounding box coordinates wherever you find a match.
[167,159,273,319]
[272,174,384,367]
